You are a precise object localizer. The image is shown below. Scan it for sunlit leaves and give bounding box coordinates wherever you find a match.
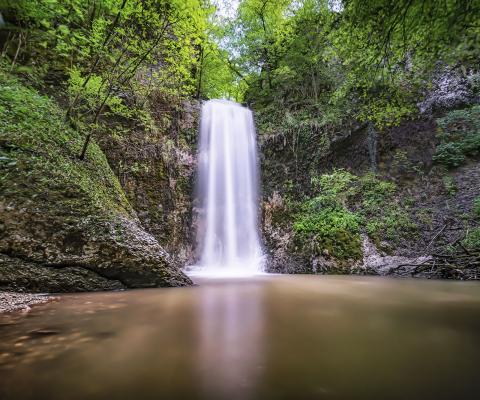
[225,0,479,128]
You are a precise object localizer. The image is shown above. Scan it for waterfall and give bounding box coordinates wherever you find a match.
[190,100,263,276]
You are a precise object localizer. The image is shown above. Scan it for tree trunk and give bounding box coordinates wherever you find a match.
[10,33,22,71]
[79,133,92,160]
[195,46,204,99]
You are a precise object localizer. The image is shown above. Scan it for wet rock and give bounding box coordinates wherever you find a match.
[0,291,52,313]
[0,254,125,292]
[359,235,430,275]
[0,202,192,291]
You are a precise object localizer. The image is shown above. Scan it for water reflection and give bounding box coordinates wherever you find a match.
[196,281,264,399]
[0,276,480,400]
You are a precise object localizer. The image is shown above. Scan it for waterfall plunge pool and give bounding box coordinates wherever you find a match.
[1,275,480,400]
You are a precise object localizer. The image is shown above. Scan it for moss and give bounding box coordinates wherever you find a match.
[0,70,133,219]
[293,206,362,260]
[416,208,434,227]
[292,169,417,261]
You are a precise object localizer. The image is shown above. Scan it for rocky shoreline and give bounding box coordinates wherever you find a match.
[0,292,54,313]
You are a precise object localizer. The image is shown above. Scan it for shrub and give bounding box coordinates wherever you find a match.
[433,105,480,168]
[358,173,396,212]
[462,228,480,251]
[436,106,480,136]
[293,206,362,260]
[310,170,357,208]
[433,143,466,168]
[462,134,480,155]
[442,176,458,196]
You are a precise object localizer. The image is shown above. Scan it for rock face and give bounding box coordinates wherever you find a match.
[0,73,191,292]
[0,254,125,293]
[0,212,191,292]
[259,103,480,278]
[98,97,200,266]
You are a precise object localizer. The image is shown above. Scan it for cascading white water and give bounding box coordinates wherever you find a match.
[190,100,263,276]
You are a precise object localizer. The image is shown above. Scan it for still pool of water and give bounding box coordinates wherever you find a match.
[1,275,480,400]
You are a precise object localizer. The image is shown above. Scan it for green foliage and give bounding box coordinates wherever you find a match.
[312,170,356,194]
[442,176,458,196]
[0,71,132,215]
[194,13,244,100]
[434,143,466,168]
[474,198,480,218]
[436,105,480,137]
[462,228,480,251]
[230,0,356,129]
[331,0,479,127]
[292,170,416,260]
[0,0,227,158]
[293,207,362,260]
[4,0,478,141]
[196,43,244,100]
[433,106,480,168]
[212,0,480,173]
[354,173,415,242]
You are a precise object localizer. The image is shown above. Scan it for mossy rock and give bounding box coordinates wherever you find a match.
[0,71,191,291]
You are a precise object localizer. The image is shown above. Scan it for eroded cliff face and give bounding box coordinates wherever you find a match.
[0,74,191,293]
[258,105,480,278]
[102,93,479,280]
[3,67,475,289]
[98,95,200,266]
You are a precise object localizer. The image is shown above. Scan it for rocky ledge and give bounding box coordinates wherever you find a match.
[0,213,192,293]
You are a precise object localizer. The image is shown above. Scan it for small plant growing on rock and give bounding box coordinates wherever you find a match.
[442,176,458,196]
[462,228,480,251]
[474,197,480,218]
[433,143,466,168]
[293,206,362,260]
[433,105,480,168]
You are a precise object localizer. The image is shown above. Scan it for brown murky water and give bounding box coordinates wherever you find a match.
[1,275,480,400]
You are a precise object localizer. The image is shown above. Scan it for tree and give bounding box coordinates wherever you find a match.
[0,0,214,158]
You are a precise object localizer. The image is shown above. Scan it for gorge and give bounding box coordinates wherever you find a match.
[0,1,480,399]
